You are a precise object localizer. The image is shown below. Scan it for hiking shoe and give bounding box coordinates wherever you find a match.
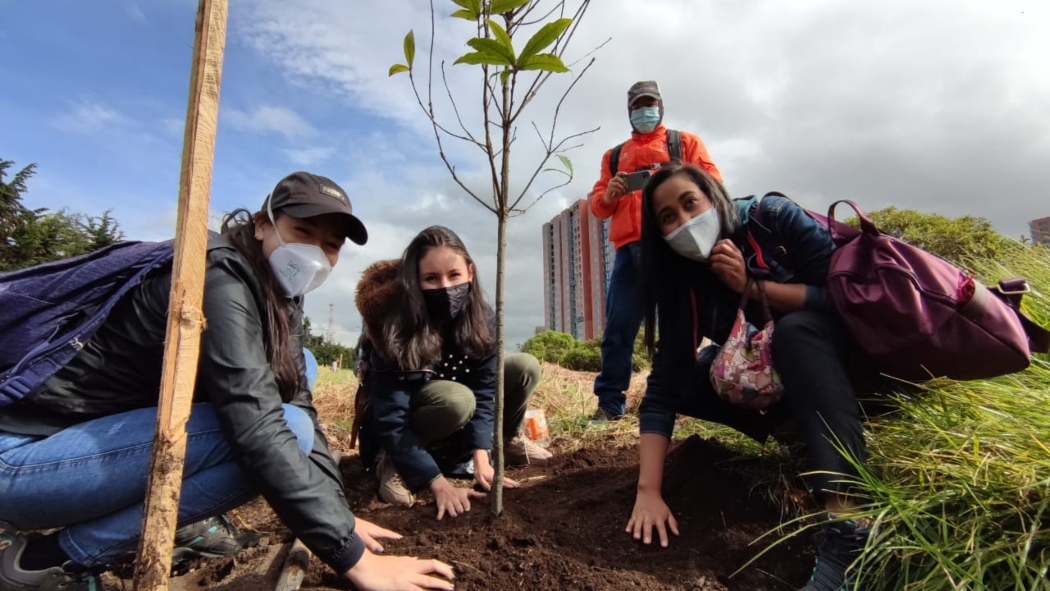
[0,534,103,591]
[376,452,415,506]
[588,408,625,424]
[171,515,261,563]
[505,435,552,466]
[799,515,869,591]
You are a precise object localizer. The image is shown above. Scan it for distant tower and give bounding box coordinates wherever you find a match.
[325,302,335,343]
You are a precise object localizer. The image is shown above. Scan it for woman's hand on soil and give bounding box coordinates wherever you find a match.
[626,491,680,548]
[344,549,455,591]
[354,516,403,553]
[709,239,747,293]
[473,450,519,491]
[430,476,486,520]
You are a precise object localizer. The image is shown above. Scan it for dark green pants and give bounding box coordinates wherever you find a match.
[410,353,541,445]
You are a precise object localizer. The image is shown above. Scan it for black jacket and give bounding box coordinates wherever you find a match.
[0,233,365,574]
[354,260,497,492]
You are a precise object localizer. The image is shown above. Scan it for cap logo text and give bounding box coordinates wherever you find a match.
[318,185,346,202]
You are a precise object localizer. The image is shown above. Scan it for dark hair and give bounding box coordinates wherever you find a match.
[220,208,299,402]
[382,225,493,370]
[639,163,740,382]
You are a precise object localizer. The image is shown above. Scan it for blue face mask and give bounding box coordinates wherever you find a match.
[630,106,661,133]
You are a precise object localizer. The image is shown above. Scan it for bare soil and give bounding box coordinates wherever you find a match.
[152,434,813,591]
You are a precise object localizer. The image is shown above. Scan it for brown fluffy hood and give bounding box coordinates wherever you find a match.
[354,259,403,344]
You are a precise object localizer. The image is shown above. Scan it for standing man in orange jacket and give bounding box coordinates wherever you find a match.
[589,80,724,421]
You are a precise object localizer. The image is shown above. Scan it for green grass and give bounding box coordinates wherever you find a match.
[792,246,1050,590]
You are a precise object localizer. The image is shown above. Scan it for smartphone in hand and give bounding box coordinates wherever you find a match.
[623,170,652,192]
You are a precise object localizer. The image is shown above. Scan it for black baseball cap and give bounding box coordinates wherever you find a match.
[263,171,368,245]
[627,80,662,106]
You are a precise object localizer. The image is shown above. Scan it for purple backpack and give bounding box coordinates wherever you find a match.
[0,240,175,406]
[824,200,1049,381]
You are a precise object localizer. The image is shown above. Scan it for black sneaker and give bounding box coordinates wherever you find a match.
[0,534,103,591]
[589,408,625,424]
[171,515,261,563]
[799,515,869,591]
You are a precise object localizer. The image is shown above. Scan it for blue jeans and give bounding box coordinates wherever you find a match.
[594,242,644,415]
[0,403,313,567]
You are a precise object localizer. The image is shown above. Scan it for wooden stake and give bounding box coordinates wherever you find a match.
[274,540,312,591]
[133,1,227,589]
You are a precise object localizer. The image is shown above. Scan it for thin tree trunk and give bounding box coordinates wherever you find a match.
[491,213,508,515]
[133,1,227,589]
[491,71,514,515]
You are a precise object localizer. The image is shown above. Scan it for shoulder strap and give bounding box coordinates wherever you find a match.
[609,143,625,176]
[667,129,682,161]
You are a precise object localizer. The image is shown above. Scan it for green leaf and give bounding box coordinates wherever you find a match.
[518,53,568,72]
[451,8,477,20]
[466,37,515,65]
[403,30,416,68]
[490,0,530,15]
[450,0,471,7]
[454,51,513,66]
[388,63,410,76]
[557,154,573,176]
[518,17,571,63]
[486,19,514,60]
[500,68,511,87]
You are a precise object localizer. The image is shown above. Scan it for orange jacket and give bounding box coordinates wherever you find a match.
[589,125,723,250]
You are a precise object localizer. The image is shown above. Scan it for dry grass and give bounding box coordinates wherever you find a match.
[311,362,651,455]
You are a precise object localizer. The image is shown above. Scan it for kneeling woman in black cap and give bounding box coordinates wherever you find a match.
[0,172,455,591]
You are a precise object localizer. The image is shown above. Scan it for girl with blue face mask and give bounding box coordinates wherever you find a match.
[353,225,551,521]
[627,163,877,591]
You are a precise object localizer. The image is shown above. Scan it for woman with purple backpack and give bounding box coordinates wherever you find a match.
[624,162,871,591]
[0,172,454,591]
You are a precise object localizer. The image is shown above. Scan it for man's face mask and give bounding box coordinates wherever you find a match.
[422,283,471,321]
[663,208,721,262]
[630,106,661,134]
[266,199,332,298]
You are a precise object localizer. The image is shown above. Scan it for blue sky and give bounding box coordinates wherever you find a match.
[2,0,1048,347]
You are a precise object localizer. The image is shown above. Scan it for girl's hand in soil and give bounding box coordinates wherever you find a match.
[344,549,455,591]
[430,475,486,520]
[354,516,403,553]
[627,491,680,548]
[472,449,519,491]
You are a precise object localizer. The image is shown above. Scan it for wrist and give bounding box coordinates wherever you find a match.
[429,475,450,492]
[637,481,662,495]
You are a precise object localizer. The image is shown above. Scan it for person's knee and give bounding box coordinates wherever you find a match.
[421,382,477,430]
[506,353,541,386]
[282,404,315,455]
[771,311,831,359]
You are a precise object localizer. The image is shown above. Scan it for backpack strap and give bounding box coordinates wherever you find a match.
[994,278,1050,353]
[609,142,625,176]
[667,129,682,162]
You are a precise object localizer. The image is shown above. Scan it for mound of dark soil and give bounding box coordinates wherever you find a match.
[165,435,813,591]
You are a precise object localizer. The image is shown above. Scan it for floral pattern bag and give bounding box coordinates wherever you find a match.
[709,278,784,410]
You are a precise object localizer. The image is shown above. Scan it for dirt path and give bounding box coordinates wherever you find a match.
[155,434,812,591]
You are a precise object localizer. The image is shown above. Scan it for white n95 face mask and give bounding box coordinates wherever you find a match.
[663,209,721,262]
[266,197,332,298]
[268,241,331,297]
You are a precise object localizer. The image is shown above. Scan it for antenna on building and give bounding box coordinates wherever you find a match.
[325,302,335,343]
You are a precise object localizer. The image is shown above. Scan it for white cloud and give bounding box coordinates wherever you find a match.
[224,105,317,139]
[50,100,133,134]
[283,146,335,168]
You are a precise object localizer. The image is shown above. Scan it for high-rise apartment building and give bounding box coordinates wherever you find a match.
[541,200,615,340]
[1030,216,1050,245]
